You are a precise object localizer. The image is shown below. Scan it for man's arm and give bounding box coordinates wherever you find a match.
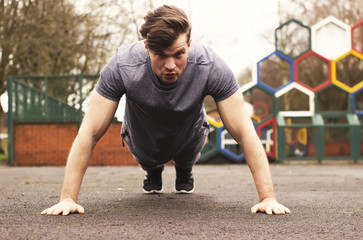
[216,89,290,215]
[41,90,119,216]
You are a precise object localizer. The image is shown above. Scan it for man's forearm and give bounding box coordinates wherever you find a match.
[60,134,95,202]
[243,133,276,201]
[215,90,277,201]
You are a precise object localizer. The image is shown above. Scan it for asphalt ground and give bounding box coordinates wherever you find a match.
[1,163,362,240]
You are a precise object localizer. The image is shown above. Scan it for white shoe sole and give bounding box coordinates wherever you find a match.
[143,187,164,194]
[175,187,194,194]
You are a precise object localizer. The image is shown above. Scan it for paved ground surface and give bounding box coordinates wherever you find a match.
[1,162,363,240]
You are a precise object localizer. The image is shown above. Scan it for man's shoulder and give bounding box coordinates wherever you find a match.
[115,41,148,67]
[188,42,216,66]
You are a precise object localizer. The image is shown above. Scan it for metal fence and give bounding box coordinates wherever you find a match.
[7,74,99,164]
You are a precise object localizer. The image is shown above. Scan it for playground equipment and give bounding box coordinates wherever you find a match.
[200,16,363,163]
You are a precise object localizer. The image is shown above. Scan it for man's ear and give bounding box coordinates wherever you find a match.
[188,39,192,48]
[144,40,149,54]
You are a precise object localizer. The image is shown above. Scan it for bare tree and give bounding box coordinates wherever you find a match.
[279,0,362,26]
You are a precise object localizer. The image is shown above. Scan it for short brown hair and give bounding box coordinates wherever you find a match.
[140,5,191,54]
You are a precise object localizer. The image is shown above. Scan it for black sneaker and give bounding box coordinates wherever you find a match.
[175,166,194,194]
[143,166,164,194]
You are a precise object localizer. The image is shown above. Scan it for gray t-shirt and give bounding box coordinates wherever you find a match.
[96,41,239,162]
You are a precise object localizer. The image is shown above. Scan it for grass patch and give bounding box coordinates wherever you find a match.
[0,153,7,164]
[0,137,8,164]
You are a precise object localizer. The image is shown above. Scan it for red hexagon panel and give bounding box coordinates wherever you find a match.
[294,51,331,92]
[352,19,363,54]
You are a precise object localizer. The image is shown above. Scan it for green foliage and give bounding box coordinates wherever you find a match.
[0,136,7,164]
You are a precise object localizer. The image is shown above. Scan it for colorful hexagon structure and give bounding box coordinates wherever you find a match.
[294,51,331,92]
[243,85,274,122]
[257,51,294,93]
[332,50,363,93]
[257,117,276,159]
[312,16,351,60]
[200,16,363,163]
[275,19,311,59]
[275,82,315,116]
[353,88,363,114]
[352,20,363,54]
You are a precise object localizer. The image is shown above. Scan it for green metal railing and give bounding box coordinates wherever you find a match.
[7,74,98,164]
[9,79,81,122]
[277,113,362,163]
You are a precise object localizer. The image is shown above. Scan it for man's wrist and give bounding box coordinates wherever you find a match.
[60,197,77,203]
[260,197,277,202]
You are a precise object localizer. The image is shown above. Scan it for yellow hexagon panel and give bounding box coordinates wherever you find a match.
[332,50,363,93]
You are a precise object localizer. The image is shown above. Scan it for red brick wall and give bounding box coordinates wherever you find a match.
[13,122,136,166]
[324,142,351,156]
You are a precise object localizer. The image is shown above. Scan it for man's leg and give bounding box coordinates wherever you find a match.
[125,140,165,194]
[142,164,164,194]
[173,130,208,194]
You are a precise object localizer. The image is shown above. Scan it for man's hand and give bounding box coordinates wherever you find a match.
[251,198,291,215]
[41,198,85,216]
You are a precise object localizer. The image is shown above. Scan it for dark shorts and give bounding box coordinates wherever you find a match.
[123,128,209,171]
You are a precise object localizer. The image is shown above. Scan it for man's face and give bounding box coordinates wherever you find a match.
[145,33,191,86]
